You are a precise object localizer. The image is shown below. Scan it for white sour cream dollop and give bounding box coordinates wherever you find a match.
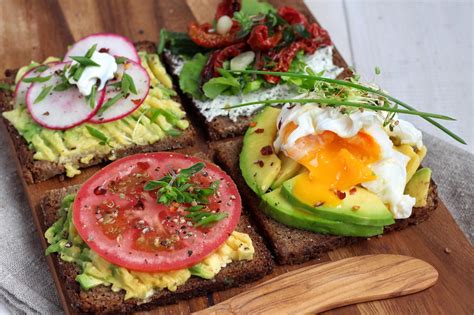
[67,51,117,96]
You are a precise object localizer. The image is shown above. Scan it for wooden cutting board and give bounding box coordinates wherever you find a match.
[0,0,472,314]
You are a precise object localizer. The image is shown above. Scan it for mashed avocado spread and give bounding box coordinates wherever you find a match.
[3,52,190,177]
[45,195,254,301]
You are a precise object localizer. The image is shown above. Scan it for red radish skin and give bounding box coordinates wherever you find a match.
[26,62,106,130]
[89,59,150,124]
[14,63,58,107]
[64,33,139,63]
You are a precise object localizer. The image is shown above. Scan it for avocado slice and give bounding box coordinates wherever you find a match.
[270,153,302,189]
[189,263,215,279]
[261,188,383,237]
[76,273,105,291]
[240,107,282,195]
[282,174,394,226]
[404,167,432,207]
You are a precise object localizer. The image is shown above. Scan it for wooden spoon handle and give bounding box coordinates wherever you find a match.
[193,254,438,314]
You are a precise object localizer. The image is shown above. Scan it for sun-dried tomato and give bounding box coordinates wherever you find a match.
[188,22,241,49]
[247,25,283,51]
[215,0,240,20]
[200,42,247,84]
[262,22,331,84]
[278,6,308,27]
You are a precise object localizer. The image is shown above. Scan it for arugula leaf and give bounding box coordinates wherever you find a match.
[85,125,110,146]
[239,0,276,16]
[34,85,53,104]
[202,76,240,99]
[233,11,254,38]
[179,53,208,100]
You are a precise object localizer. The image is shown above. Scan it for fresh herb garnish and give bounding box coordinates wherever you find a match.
[97,93,123,115]
[69,56,100,67]
[53,80,72,92]
[85,44,97,58]
[22,75,52,83]
[0,83,12,91]
[34,65,49,72]
[233,11,254,38]
[144,162,225,227]
[73,65,86,81]
[121,73,137,95]
[87,85,97,109]
[226,69,466,144]
[115,56,128,64]
[34,85,53,104]
[85,125,110,146]
[375,66,381,75]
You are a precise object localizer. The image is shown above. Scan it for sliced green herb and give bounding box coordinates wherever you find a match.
[97,93,123,115]
[0,83,12,91]
[69,56,100,67]
[34,85,53,104]
[115,56,128,64]
[22,75,52,83]
[375,66,381,75]
[85,44,97,58]
[35,65,49,72]
[87,85,97,109]
[53,80,72,92]
[85,125,110,146]
[121,73,137,95]
[73,66,86,81]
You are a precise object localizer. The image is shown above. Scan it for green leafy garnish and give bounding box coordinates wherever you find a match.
[115,56,128,64]
[375,66,381,75]
[53,80,72,92]
[121,73,137,95]
[87,85,97,109]
[144,162,225,228]
[179,53,208,100]
[69,56,100,67]
[226,69,466,144]
[97,93,123,115]
[85,44,97,58]
[202,76,240,99]
[233,11,254,38]
[73,66,86,81]
[22,75,52,83]
[239,0,276,16]
[85,125,110,146]
[34,65,49,72]
[158,29,209,55]
[0,83,12,91]
[34,85,53,104]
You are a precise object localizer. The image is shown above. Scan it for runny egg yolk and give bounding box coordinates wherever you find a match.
[283,122,381,207]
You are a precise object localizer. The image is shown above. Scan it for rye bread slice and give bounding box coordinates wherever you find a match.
[0,41,196,184]
[40,185,273,314]
[210,137,439,265]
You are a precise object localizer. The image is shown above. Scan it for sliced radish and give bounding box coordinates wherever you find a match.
[26,62,106,130]
[64,33,139,63]
[14,63,57,107]
[89,59,150,124]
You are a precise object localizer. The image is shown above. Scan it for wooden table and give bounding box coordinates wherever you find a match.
[0,0,472,314]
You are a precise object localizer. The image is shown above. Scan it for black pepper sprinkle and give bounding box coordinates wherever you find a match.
[187,250,193,257]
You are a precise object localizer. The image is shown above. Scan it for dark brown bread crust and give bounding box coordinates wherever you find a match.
[40,185,273,314]
[0,41,196,184]
[210,137,439,265]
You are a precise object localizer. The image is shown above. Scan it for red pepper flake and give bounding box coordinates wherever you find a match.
[260,145,273,155]
[249,121,257,128]
[255,128,264,134]
[335,190,346,200]
[99,48,110,53]
[254,160,264,167]
[131,99,142,105]
[349,187,357,195]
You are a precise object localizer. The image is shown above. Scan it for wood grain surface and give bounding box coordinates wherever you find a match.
[193,255,438,314]
[0,0,473,314]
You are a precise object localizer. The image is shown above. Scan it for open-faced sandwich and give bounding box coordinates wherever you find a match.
[0,34,195,183]
[159,0,347,140]
[42,152,272,313]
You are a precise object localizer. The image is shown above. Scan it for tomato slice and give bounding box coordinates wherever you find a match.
[73,152,242,272]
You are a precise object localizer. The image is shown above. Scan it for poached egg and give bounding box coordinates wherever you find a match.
[274,103,423,219]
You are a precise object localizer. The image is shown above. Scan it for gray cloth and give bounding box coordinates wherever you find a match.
[0,131,472,315]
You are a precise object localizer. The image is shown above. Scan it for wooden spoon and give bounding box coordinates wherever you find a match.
[193,254,438,314]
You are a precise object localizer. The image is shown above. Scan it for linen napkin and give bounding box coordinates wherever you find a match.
[0,130,471,314]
